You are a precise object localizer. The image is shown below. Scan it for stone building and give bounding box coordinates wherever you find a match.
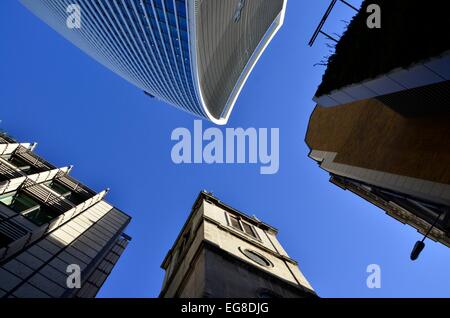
[160,191,316,298]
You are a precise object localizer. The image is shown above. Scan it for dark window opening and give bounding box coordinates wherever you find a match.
[242,222,257,239]
[47,181,72,197]
[47,180,90,206]
[228,213,259,240]
[0,232,13,249]
[229,215,243,231]
[7,156,43,175]
[179,230,191,256]
[0,191,61,226]
[0,162,22,182]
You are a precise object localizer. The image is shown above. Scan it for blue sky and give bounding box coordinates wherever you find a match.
[1,0,449,298]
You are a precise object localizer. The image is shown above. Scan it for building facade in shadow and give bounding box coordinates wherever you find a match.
[307,0,450,248]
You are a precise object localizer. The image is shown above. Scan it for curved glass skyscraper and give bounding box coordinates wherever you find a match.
[20,0,287,124]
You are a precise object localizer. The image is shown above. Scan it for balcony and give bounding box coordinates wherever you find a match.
[0,133,17,144]
[0,191,62,226]
[46,179,95,206]
[0,161,23,182]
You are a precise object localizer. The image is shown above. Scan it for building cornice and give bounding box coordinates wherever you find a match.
[160,239,317,298]
[160,191,278,269]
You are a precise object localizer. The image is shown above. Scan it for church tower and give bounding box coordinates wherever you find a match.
[160,191,316,298]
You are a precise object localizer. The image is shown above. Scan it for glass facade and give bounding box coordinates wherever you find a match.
[22,0,206,117]
[21,0,287,123]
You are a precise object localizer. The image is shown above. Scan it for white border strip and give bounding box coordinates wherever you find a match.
[189,0,288,125]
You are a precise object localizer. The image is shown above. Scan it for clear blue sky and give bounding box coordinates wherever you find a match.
[1,0,449,298]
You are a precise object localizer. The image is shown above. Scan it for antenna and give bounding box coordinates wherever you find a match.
[308,0,359,47]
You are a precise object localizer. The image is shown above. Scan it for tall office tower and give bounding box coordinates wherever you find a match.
[307,1,450,247]
[0,133,131,298]
[160,191,316,298]
[20,0,287,125]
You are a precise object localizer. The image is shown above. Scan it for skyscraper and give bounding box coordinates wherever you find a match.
[160,191,316,298]
[0,133,131,298]
[20,0,287,124]
[307,1,450,249]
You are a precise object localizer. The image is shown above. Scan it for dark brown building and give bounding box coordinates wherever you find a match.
[307,1,450,248]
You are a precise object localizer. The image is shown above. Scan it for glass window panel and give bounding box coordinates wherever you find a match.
[242,222,257,238]
[242,249,271,267]
[9,192,40,214]
[47,181,71,197]
[23,205,59,226]
[0,192,15,206]
[229,215,242,231]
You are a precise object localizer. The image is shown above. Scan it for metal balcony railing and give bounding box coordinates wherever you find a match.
[0,162,23,182]
[15,146,55,171]
[0,133,17,144]
[21,179,76,214]
[58,174,97,198]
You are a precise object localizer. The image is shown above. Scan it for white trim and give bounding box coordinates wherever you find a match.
[0,143,31,156]
[189,0,288,125]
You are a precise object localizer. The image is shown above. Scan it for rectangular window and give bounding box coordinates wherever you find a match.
[7,156,31,172]
[227,213,259,240]
[6,155,43,175]
[46,180,91,206]
[3,192,39,213]
[0,191,60,226]
[242,222,257,239]
[229,215,242,231]
[47,181,71,197]
[22,204,59,226]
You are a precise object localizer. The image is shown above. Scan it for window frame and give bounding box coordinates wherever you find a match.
[239,247,273,268]
[44,180,72,198]
[226,212,261,241]
[0,190,61,226]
